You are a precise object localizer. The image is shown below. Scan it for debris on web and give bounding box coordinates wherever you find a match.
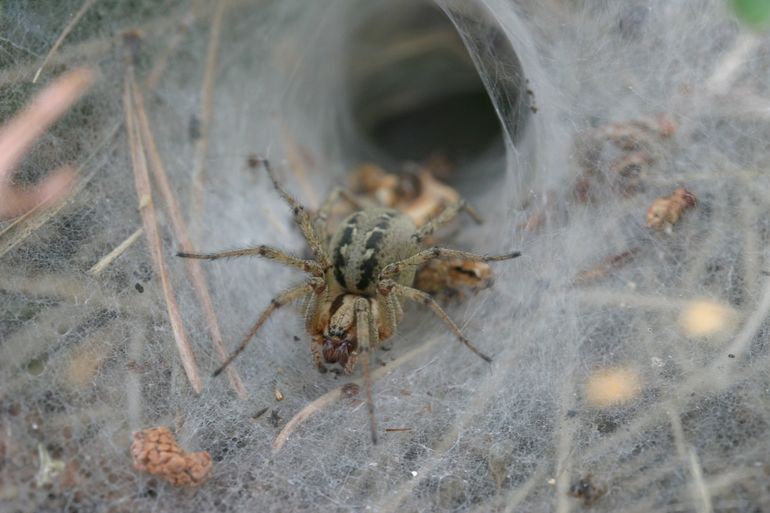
[131,427,212,487]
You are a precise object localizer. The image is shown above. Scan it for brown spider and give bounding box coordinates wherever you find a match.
[178,160,519,443]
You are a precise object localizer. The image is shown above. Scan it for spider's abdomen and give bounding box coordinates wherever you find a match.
[329,208,419,295]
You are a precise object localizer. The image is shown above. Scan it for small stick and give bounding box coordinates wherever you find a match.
[123,63,202,394]
[190,0,227,242]
[133,77,246,398]
[32,0,99,83]
[88,227,143,276]
[384,427,412,433]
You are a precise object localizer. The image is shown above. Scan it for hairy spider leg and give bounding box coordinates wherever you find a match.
[260,158,332,269]
[380,247,521,279]
[412,199,483,243]
[376,287,401,337]
[377,249,520,362]
[355,297,379,444]
[378,279,493,363]
[314,186,364,237]
[212,277,326,376]
[178,245,324,277]
[179,161,332,375]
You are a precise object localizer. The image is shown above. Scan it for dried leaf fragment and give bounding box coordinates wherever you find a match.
[646,187,696,229]
[352,163,401,206]
[414,258,492,299]
[131,427,212,486]
[572,248,639,285]
[350,164,461,227]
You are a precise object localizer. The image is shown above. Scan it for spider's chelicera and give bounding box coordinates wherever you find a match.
[178,160,519,443]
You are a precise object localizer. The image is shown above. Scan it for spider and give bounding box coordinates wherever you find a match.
[178,160,520,443]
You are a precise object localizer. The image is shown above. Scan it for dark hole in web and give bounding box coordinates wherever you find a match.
[366,90,501,167]
[345,1,528,198]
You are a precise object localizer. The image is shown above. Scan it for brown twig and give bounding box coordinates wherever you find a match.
[190,0,227,242]
[32,0,99,83]
[0,68,94,219]
[132,80,246,398]
[123,61,203,394]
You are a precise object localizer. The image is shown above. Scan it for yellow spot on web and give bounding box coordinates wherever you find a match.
[679,300,737,339]
[585,367,641,408]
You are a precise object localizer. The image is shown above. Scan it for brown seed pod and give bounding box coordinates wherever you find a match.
[131,427,212,486]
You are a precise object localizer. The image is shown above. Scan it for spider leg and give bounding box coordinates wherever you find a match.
[178,245,324,277]
[412,199,483,243]
[377,279,492,363]
[354,297,378,444]
[302,289,321,334]
[259,158,332,269]
[314,186,364,235]
[213,277,326,376]
[380,247,520,280]
[377,289,400,338]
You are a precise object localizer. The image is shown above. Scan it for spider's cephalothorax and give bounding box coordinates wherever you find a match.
[178,160,520,443]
